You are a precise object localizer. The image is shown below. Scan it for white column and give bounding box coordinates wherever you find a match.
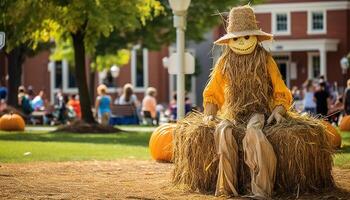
[131,47,137,87]
[143,48,149,88]
[62,59,69,92]
[320,48,327,79]
[48,61,55,104]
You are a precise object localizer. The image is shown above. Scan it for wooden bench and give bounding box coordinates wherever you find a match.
[110,104,139,125]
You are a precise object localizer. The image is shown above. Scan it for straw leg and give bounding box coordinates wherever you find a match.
[243,113,277,200]
[214,119,239,197]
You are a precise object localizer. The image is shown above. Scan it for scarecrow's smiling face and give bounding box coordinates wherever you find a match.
[228,35,258,55]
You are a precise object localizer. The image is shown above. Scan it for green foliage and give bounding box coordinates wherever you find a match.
[91,50,130,71]
[46,0,163,54]
[0,0,53,52]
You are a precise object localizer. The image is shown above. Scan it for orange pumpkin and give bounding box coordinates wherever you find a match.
[339,115,350,131]
[323,121,341,149]
[149,123,176,162]
[0,113,25,131]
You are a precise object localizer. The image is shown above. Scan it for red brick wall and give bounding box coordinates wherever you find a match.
[148,47,169,104]
[256,13,271,33]
[291,51,308,87]
[22,51,51,100]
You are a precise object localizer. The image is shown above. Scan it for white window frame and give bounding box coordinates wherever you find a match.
[307,52,321,79]
[131,45,149,93]
[307,10,327,35]
[272,12,291,36]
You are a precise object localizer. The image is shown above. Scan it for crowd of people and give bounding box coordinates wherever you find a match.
[3,75,350,126]
[292,75,348,125]
[0,83,193,126]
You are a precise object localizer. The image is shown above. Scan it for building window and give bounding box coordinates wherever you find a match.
[308,53,321,79]
[54,61,62,89]
[272,12,290,35]
[312,55,320,78]
[68,65,77,88]
[308,11,326,34]
[131,46,148,90]
[276,14,287,31]
[102,71,116,88]
[136,50,144,87]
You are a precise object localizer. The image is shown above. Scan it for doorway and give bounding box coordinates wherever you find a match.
[274,55,290,87]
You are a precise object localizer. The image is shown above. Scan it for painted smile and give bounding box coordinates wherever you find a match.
[232,43,256,51]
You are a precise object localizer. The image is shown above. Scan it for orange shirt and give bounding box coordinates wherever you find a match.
[203,55,292,112]
[68,99,81,118]
[142,95,157,118]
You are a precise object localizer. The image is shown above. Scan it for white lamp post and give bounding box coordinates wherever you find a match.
[110,65,120,78]
[340,56,349,90]
[168,0,191,120]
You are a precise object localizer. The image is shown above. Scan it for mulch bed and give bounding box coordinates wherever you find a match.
[52,120,122,134]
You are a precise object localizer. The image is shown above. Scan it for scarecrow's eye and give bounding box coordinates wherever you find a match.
[233,38,238,41]
[244,36,250,40]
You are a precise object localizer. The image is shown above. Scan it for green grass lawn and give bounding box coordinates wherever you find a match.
[0,129,152,163]
[0,127,349,168]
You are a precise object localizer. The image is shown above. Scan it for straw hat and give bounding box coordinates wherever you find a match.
[214,5,273,45]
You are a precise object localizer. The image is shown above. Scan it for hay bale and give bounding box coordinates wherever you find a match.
[172,111,335,195]
[172,112,219,192]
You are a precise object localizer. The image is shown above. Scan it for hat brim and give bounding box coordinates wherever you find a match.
[214,30,273,45]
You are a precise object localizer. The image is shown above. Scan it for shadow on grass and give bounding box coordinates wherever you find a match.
[0,131,151,147]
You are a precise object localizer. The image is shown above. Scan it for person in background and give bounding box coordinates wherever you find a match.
[314,82,331,117]
[18,86,33,116]
[0,84,7,100]
[0,99,7,112]
[55,90,67,124]
[343,79,350,115]
[318,75,330,94]
[31,90,45,111]
[291,86,301,101]
[303,81,316,114]
[169,92,193,120]
[116,83,139,107]
[95,84,112,125]
[27,85,35,100]
[67,94,81,119]
[142,87,158,125]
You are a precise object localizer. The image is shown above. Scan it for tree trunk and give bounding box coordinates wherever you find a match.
[6,46,25,107]
[89,70,96,105]
[71,30,96,124]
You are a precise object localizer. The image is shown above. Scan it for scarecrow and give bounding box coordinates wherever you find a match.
[172,4,334,200]
[202,5,291,199]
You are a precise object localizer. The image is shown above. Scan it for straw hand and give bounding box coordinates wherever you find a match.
[204,103,218,123]
[267,105,286,125]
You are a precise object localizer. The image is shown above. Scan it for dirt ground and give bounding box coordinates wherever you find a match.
[0,160,350,200]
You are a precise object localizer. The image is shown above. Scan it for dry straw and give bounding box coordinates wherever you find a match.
[172,111,334,195]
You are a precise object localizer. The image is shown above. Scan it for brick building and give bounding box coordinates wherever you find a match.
[214,0,350,89]
[1,0,349,107]
[0,46,170,104]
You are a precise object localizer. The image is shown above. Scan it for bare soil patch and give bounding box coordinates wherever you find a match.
[0,160,349,200]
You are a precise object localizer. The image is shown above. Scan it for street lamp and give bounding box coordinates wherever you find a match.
[340,56,349,90]
[110,65,120,78]
[168,0,191,120]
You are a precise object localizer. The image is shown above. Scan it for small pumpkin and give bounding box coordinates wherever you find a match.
[149,123,176,162]
[323,121,341,149]
[0,113,25,131]
[339,115,350,131]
